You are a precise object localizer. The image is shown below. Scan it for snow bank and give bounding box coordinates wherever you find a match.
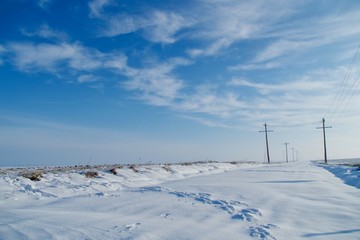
[0,161,256,200]
[319,164,360,189]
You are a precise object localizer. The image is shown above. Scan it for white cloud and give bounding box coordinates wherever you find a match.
[242,9,360,68]
[8,42,103,73]
[316,10,360,42]
[119,62,353,129]
[228,61,282,71]
[188,38,233,57]
[225,67,356,127]
[180,115,238,129]
[0,45,4,65]
[6,41,131,76]
[38,0,51,10]
[77,74,99,83]
[101,14,142,36]
[143,11,188,43]
[104,54,129,72]
[253,40,310,63]
[123,60,187,106]
[186,0,298,57]
[5,1,360,131]
[228,77,333,94]
[21,24,68,41]
[132,65,353,129]
[5,41,134,87]
[88,0,111,18]
[176,84,246,118]
[101,10,189,43]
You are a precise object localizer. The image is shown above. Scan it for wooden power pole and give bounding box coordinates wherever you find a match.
[284,142,290,163]
[316,118,332,164]
[259,123,273,164]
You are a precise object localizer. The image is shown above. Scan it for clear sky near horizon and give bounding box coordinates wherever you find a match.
[1,0,360,167]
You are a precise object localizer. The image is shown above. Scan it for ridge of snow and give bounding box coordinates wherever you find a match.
[0,162,257,200]
[319,164,360,189]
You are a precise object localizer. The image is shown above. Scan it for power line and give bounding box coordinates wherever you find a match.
[327,44,360,115]
[334,71,360,123]
[327,44,360,121]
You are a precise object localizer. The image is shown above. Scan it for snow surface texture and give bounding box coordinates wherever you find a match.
[0,161,359,239]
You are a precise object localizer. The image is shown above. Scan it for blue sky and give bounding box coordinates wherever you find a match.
[1,0,360,166]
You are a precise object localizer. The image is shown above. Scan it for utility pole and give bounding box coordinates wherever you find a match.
[259,123,273,164]
[284,142,290,163]
[296,150,299,161]
[291,147,295,162]
[316,118,332,164]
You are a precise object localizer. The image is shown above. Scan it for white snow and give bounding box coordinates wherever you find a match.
[0,161,359,239]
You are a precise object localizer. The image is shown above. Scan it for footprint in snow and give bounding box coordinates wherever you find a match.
[113,223,141,233]
[135,186,248,217]
[249,224,278,240]
[232,208,262,222]
[161,213,171,218]
[135,186,279,239]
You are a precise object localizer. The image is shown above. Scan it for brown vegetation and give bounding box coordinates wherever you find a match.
[21,170,43,181]
[85,171,98,178]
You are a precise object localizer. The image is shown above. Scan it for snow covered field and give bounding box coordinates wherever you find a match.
[0,161,359,240]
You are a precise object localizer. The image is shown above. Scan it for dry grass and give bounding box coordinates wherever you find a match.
[85,171,98,178]
[21,170,43,181]
[109,168,117,175]
[181,160,217,166]
[162,165,173,172]
[229,161,239,165]
[129,165,139,173]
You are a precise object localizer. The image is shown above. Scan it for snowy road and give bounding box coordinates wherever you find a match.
[0,161,359,239]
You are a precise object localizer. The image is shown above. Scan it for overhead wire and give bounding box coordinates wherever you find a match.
[334,71,360,123]
[326,43,360,123]
[326,44,360,117]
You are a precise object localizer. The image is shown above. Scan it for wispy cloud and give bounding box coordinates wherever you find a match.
[7,42,103,73]
[88,0,359,63]
[77,74,100,83]
[236,9,360,70]
[97,9,190,44]
[180,115,240,130]
[122,58,191,106]
[21,24,68,42]
[38,0,52,10]
[0,45,4,65]
[253,40,310,64]
[177,85,246,119]
[88,0,111,18]
[228,62,282,71]
[3,0,360,131]
[187,0,298,57]
[228,77,333,95]
[187,38,233,57]
[5,41,129,85]
[149,66,353,128]
[89,0,191,44]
